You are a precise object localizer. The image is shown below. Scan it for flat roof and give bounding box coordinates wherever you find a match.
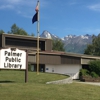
[0,33,52,41]
[1,33,100,60]
[29,50,100,59]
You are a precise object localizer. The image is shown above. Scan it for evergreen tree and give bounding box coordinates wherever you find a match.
[0,30,5,34]
[8,24,28,35]
[84,33,100,56]
[52,39,65,51]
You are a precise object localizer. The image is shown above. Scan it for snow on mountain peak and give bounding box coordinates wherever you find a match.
[40,30,90,41]
[61,38,64,41]
[80,35,89,39]
[65,35,72,38]
[52,34,57,38]
[40,31,92,54]
[40,31,52,39]
[68,35,73,38]
[64,35,76,40]
[45,32,52,39]
[40,30,60,40]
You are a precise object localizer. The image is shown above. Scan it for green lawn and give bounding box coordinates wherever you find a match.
[0,70,100,100]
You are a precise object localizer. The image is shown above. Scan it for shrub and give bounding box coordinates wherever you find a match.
[91,71,99,78]
[89,60,100,76]
[79,69,89,77]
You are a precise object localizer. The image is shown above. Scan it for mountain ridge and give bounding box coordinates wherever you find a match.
[40,30,92,54]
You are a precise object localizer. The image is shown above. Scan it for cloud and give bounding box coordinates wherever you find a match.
[0,5,14,9]
[69,2,77,6]
[6,0,21,4]
[0,0,48,18]
[67,0,81,6]
[88,4,100,11]
[0,0,36,8]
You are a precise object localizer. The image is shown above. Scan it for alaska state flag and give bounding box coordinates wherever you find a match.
[32,2,39,24]
[32,12,37,24]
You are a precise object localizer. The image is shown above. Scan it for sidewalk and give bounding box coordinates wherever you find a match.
[74,80,100,86]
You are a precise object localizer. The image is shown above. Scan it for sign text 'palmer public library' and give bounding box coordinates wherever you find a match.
[0,48,26,69]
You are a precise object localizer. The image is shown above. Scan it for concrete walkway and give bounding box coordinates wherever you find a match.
[46,77,73,84]
[74,81,100,86]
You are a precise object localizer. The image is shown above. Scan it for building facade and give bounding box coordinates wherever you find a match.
[0,34,100,79]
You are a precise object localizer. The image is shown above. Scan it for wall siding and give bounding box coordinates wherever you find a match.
[61,56,81,64]
[39,54,61,64]
[81,58,94,64]
[28,55,36,63]
[45,64,82,79]
[45,39,52,51]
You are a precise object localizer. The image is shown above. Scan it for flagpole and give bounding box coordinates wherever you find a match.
[37,0,40,75]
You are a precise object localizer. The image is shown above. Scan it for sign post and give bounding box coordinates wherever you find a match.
[0,48,28,83]
[25,50,28,83]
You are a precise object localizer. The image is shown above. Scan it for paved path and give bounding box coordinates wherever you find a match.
[74,81,100,86]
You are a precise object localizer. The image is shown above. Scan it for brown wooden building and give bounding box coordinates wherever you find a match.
[0,34,52,51]
[0,34,100,79]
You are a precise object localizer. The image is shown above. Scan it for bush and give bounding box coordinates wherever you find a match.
[91,72,99,78]
[79,69,89,77]
[89,60,100,76]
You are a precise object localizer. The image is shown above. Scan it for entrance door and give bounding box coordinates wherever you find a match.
[39,64,45,72]
[30,64,45,72]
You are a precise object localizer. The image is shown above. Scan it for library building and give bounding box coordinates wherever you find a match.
[0,34,100,79]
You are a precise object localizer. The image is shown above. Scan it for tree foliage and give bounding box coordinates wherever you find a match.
[52,39,65,51]
[79,60,100,78]
[84,34,100,56]
[8,24,28,35]
[0,30,5,34]
[7,24,34,36]
[89,60,100,76]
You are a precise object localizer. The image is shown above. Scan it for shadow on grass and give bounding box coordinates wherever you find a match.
[0,80,15,83]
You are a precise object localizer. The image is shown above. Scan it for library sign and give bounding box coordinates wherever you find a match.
[0,48,26,69]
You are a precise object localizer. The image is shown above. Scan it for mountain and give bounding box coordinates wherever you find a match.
[40,30,60,40]
[40,30,92,54]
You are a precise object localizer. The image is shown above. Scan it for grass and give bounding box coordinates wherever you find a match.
[0,70,100,100]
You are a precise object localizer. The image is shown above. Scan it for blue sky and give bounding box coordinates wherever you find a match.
[0,0,100,38]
